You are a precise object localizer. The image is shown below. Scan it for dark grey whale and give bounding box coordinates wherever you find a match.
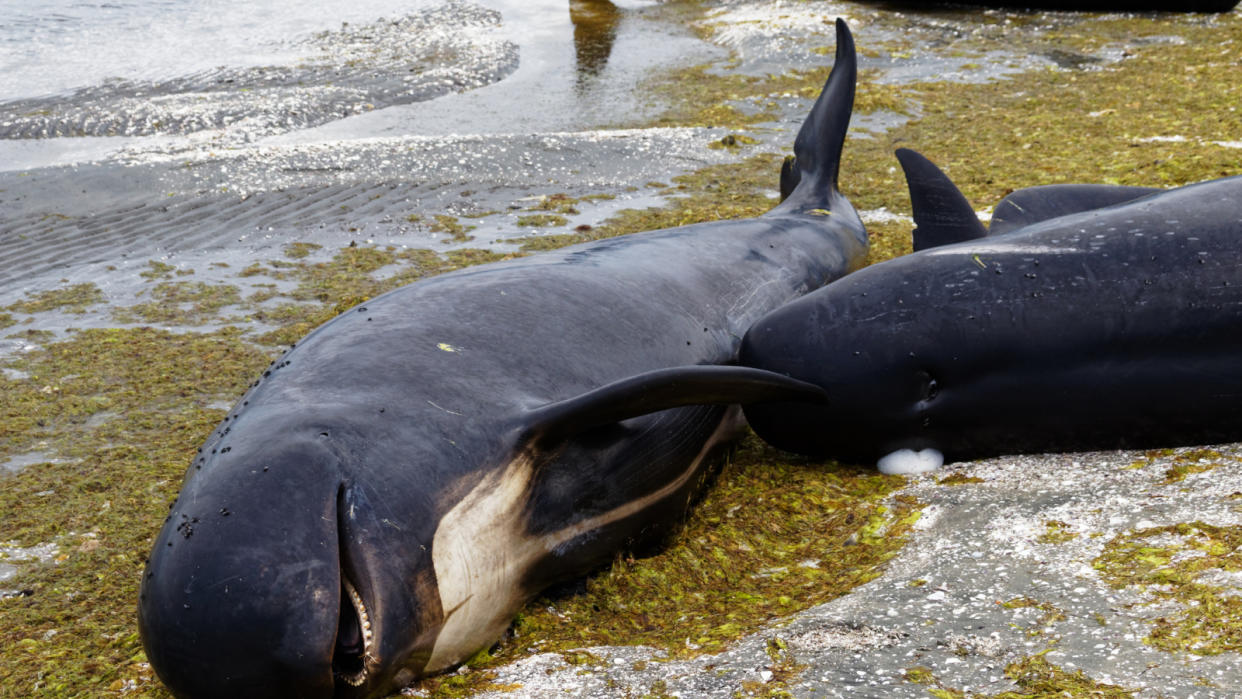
[878,0,1239,12]
[741,147,1242,473]
[138,20,865,699]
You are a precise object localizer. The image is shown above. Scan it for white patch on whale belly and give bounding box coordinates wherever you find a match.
[427,408,744,672]
[877,448,944,475]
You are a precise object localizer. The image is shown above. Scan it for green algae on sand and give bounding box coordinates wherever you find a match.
[1096,521,1242,656]
[0,327,266,697]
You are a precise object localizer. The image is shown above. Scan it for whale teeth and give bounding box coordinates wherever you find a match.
[337,578,374,686]
[343,673,366,687]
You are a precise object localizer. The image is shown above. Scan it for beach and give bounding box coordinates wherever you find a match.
[2,1,1242,696]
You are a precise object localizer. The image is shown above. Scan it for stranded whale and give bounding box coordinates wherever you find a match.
[741,147,1242,473]
[138,20,866,699]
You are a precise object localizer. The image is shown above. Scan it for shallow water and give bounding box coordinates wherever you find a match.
[0,0,442,101]
[0,0,711,166]
[0,1,522,148]
[0,0,743,309]
[274,0,711,141]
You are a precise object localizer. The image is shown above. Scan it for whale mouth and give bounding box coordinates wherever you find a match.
[333,576,374,687]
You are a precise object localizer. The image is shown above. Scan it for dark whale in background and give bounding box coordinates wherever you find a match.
[138,20,866,699]
[871,0,1239,13]
[741,147,1242,473]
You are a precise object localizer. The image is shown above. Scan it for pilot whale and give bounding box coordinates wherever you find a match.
[138,20,865,699]
[740,147,1242,473]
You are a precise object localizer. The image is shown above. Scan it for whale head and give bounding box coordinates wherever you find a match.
[138,413,447,699]
[738,277,955,468]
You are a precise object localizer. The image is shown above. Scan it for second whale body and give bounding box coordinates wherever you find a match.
[741,148,1242,472]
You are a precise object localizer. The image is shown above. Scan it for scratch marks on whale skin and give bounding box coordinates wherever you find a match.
[924,242,1080,257]
[727,273,793,330]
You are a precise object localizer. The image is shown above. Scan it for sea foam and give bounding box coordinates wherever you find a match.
[877,448,944,475]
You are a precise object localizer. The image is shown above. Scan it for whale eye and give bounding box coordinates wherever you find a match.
[917,370,940,402]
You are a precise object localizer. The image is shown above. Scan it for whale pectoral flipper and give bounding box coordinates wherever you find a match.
[895,148,987,251]
[523,366,828,445]
[988,184,1164,236]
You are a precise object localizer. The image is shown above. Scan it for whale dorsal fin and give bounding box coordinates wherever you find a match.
[989,184,1163,236]
[776,19,855,212]
[522,366,826,445]
[895,148,987,251]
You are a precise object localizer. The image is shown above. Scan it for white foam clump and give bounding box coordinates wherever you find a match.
[877,448,944,475]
